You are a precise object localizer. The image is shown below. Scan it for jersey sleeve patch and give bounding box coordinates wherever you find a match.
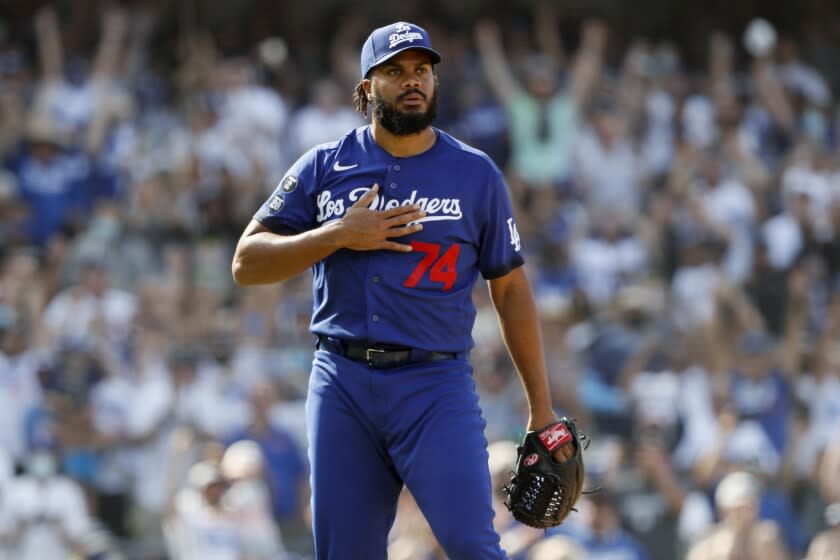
[254,149,320,233]
[478,167,526,278]
[281,175,298,193]
[268,195,285,212]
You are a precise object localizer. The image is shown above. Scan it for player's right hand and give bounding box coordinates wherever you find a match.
[333,184,426,252]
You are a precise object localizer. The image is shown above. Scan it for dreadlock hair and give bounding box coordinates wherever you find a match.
[353,81,369,117]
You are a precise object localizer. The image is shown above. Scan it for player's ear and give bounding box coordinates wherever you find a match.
[362,79,372,100]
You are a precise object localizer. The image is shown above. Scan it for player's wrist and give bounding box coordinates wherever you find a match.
[318,221,348,251]
[526,408,558,432]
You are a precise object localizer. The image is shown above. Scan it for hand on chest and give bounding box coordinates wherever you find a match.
[316,168,480,293]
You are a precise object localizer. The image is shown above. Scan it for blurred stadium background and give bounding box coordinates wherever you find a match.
[1,0,840,558]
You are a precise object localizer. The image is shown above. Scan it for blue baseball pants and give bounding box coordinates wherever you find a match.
[305,350,508,559]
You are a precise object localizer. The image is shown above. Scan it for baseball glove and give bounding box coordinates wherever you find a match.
[502,418,586,529]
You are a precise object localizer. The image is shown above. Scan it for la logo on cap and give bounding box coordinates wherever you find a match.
[388,23,424,50]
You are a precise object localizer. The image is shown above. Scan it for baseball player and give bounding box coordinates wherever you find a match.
[232,21,572,559]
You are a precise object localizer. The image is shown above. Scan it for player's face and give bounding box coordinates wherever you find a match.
[366,50,438,135]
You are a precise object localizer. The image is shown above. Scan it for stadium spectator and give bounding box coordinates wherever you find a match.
[225,380,308,525]
[687,471,789,560]
[577,491,651,560]
[1,445,94,559]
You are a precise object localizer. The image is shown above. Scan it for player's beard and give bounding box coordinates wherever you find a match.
[370,86,438,135]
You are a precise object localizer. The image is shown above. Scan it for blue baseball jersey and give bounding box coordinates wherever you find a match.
[254,125,523,353]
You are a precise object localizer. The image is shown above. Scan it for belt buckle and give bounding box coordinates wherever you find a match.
[365,347,386,366]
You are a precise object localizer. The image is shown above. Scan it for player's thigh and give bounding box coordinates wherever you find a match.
[306,352,403,559]
[388,365,506,560]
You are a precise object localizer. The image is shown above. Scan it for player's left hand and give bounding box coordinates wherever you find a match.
[527,414,575,462]
[504,418,586,528]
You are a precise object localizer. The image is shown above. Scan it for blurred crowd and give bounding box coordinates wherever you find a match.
[1,1,840,559]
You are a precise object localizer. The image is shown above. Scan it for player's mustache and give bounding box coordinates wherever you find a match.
[397,89,427,101]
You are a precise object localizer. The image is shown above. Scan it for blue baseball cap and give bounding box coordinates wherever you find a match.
[360,21,442,78]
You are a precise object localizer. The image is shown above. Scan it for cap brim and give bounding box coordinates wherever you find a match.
[367,46,442,76]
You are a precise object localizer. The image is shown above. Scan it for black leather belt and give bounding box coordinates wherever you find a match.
[316,335,461,369]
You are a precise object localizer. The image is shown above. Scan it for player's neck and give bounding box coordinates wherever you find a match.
[370,122,437,158]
